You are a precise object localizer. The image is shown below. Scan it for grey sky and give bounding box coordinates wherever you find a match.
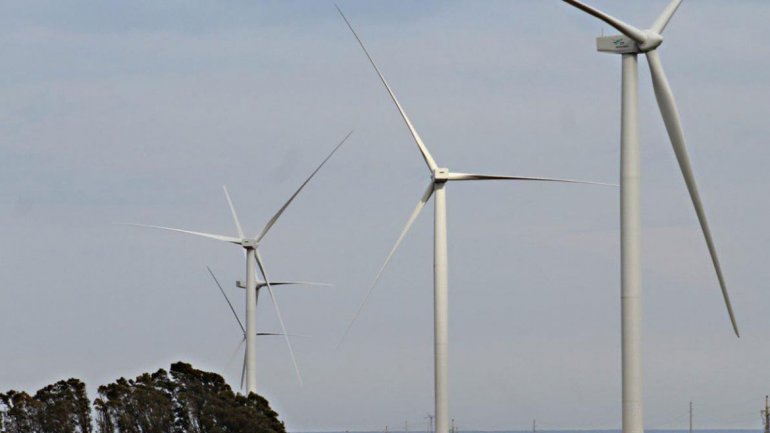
[1,1,769,431]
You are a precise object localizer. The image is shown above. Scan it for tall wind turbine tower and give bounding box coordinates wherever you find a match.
[336,8,611,433]
[131,132,351,394]
[560,2,739,433]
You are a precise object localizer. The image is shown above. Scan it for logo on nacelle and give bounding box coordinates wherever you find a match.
[596,34,638,54]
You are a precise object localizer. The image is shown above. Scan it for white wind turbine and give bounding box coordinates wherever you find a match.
[206,266,327,390]
[560,2,739,433]
[335,8,611,433]
[130,131,351,394]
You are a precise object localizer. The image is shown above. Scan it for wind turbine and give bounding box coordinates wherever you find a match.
[559,2,739,433]
[206,266,327,390]
[335,8,610,433]
[130,131,352,394]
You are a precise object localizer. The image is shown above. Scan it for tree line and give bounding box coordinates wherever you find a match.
[0,362,286,433]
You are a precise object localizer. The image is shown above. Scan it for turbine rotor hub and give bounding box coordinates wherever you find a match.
[638,30,663,52]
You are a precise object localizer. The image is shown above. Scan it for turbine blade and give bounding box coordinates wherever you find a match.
[223,186,245,239]
[336,5,438,172]
[257,332,308,337]
[207,266,246,334]
[225,337,246,373]
[645,49,739,337]
[254,250,304,385]
[651,0,683,34]
[561,0,647,44]
[338,182,434,348]
[255,131,353,243]
[123,223,241,244]
[447,172,616,187]
[240,347,247,391]
[257,281,333,288]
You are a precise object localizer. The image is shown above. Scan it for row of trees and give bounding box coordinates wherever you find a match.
[0,362,286,433]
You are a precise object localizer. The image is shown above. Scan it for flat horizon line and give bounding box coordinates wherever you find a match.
[290,428,763,433]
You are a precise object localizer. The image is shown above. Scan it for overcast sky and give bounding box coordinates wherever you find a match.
[2,1,770,431]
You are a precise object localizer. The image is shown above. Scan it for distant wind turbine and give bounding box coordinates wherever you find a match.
[335,7,611,433]
[206,266,326,389]
[129,131,352,393]
[559,2,739,433]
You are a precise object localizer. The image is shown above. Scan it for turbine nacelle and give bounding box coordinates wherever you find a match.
[240,239,258,249]
[237,280,266,289]
[597,31,662,55]
[432,168,451,183]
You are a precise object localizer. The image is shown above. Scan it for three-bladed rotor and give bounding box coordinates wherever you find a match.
[207,266,315,390]
[128,131,353,386]
[335,6,614,346]
[562,0,739,337]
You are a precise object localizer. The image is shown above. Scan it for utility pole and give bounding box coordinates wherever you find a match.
[533,420,536,433]
[762,396,770,433]
[689,402,693,433]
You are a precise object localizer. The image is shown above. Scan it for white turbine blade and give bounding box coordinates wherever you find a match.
[336,5,438,172]
[254,250,304,385]
[123,223,241,244]
[338,182,434,348]
[447,172,616,187]
[206,266,246,334]
[561,0,647,44]
[255,131,353,243]
[645,49,739,337]
[240,346,247,391]
[223,186,245,239]
[225,337,246,373]
[651,0,684,34]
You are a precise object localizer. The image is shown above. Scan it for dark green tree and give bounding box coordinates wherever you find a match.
[2,362,285,433]
[93,371,175,433]
[93,362,286,433]
[1,379,91,433]
[34,378,92,433]
[0,390,41,433]
[169,362,285,433]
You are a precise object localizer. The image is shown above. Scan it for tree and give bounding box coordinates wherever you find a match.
[93,371,175,433]
[0,390,40,433]
[2,363,284,433]
[93,362,286,433]
[169,362,285,433]
[0,378,91,433]
[34,378,92,433]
